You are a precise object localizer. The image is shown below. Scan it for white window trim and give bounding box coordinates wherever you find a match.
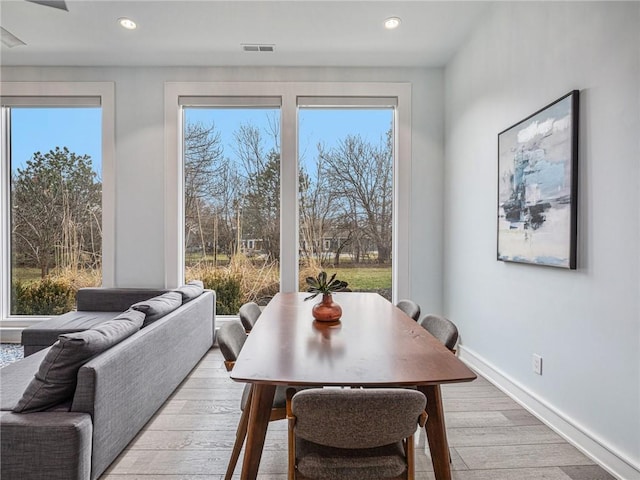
[0,82,115,331]
[164,81,411,301]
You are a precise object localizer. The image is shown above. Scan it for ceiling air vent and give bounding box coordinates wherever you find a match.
[242,44,275,53]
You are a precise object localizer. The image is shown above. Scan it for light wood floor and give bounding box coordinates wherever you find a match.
[101,347,615,480]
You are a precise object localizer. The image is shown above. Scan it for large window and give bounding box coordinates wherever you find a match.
[298,106,394,299]
[0,83,114,332]
[182,104,281,313]
[7,107,102,315]
[167,82,411,314]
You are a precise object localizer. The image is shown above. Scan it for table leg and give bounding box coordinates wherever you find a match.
[240,383,276,480]
[418,385,452,480]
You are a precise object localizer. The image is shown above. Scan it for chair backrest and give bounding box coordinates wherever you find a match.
[419,314,458,351]
[291,388,426,449]
[239,302,262,332]
[396,299,421,321]
[217,321,247,369]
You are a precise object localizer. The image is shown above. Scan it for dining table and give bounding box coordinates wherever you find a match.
[229,291,477,480]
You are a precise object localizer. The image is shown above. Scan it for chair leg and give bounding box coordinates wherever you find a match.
[405,434,415,480]
[224,400,252,480]
[286,388,296,480]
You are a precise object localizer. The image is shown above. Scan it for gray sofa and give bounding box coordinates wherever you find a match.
[0,287,216,480]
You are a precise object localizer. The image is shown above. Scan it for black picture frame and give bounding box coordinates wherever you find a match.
[497,90,579,269]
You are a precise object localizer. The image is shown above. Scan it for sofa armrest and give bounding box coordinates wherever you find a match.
[0,411,92,480]
[76,288,168,312]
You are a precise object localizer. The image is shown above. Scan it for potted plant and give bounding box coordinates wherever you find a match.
[304,271,349,322]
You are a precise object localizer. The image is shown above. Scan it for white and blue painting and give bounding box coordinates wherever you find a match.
[498,92,578,268]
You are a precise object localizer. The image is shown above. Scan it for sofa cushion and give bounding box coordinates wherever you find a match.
[132,291,182,327]
[0,348,49,411]
[76,288,168,312]
[21,311,123,356]
[174,280,204,303]
[13,309,145,413]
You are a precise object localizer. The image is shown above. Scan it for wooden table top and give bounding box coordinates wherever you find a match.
[230,292,476,387]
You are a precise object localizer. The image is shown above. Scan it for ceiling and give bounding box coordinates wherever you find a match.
[0,0,492,68]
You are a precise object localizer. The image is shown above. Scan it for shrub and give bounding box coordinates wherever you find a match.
[187,254,280,312]
[12,277,76,315]
[198,271,243,315]
[52,266,102,290]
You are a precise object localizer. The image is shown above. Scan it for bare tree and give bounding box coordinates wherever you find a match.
[213,162,242,256]
[233,124,281,261]
[299,147,335,264]
[319,130,393,264]
[183,121,225,257]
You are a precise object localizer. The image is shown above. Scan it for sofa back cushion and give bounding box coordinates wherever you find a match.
[131,291,182,327]
[13,309,145,413]
[174,280,204,303]
[76,288,169,312]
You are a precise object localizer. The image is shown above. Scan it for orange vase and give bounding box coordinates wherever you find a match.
[312,294,342,322]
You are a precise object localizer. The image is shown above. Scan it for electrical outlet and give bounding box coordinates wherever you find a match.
[532,354,543,375]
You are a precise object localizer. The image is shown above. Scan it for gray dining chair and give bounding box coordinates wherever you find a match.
[396,299,421,321]
[239,301,262,332]
[419,314,459,352]
[216,320,288,480]
[286,387,427,480]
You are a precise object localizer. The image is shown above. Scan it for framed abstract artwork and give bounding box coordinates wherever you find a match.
[497,90,579,269]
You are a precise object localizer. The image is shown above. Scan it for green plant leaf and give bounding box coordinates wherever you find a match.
[304,270,348,296]
[304,291,320,301]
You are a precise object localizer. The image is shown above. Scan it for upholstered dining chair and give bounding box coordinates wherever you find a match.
[286,388,427,480]
[216,321,289,480]
[396,299,421,321]
[238,301,262,333]
[419,314,459,353]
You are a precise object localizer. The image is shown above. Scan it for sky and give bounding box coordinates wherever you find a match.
[10,108,102,174]
[185,107,393,170]
[10,106,393,176]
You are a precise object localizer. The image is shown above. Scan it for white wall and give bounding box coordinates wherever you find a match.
[0,66,445,310]
[444,2,640,478]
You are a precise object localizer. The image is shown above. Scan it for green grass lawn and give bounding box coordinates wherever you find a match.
[185,253,232,265]
[11,267,42,283]
[315,266,391,291]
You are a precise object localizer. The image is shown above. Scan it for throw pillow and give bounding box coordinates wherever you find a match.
[174,280,204,303]
[13,309,145,413]
[131,291,182,327]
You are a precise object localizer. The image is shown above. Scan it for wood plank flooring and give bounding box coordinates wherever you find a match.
[101,347,615,480]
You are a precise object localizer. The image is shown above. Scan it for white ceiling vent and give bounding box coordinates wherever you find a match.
[242,44,275,53]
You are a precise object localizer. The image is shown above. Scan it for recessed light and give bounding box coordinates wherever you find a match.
[384,17,401,30]
[118,17,137,30]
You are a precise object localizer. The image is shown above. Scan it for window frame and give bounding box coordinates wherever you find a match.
[0,82,115,334]
[165,81,411,301]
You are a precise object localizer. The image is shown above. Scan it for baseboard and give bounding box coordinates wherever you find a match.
[458,345,640,480]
